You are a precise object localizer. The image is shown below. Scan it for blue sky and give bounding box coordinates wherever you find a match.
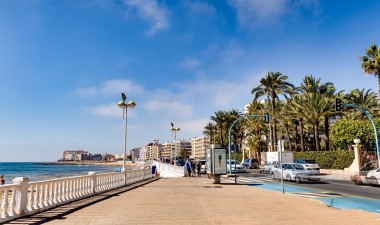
[1,0,379,162]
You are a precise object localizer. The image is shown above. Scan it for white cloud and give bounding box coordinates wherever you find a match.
[85,103,120,118]
[182,0,216,16]
[142,100,193,118]
[228,0,289,29]
[124,0,169,35]
[85,102,137,118]
[228,0,319,30]
[181,57,201,69]
[76,79,144,97]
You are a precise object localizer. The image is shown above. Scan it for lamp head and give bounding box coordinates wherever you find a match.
[127,101,136,108]
[354,138,361,144]
[118,101,127,108]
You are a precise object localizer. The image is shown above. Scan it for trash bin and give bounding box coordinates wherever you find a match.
[152,165,156,174]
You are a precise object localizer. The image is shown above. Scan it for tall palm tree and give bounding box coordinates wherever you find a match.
[203,122,217,144]
[297,75,339,151]
[360,44,380,97]
[211,110,228,146]
[291,92,333,151]
[244,100,268,159]
[251,72,295,151]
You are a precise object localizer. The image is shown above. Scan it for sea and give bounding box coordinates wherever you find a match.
[0,162,125,184]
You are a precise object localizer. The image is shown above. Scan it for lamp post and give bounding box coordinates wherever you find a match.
[170,123,180,161]
[118,93,136,172]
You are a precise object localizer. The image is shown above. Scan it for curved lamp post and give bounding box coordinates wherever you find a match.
[118,93,136,172]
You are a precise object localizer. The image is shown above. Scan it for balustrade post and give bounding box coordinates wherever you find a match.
[12,177,29,215]
[88,172,96,194]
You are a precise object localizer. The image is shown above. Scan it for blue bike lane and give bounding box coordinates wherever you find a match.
[250,183,380,214]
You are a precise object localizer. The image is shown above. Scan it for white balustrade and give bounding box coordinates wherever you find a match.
[0,167,154,223]
[154,161,186,178]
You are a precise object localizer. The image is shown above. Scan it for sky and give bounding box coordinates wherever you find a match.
[1,0,380,162]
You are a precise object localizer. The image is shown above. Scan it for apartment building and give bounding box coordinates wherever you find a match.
[191,136,210,159]
[62,150,88,161]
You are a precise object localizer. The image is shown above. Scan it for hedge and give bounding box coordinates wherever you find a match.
[294,150,354,169]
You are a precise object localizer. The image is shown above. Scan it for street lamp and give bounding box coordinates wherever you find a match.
[170,123,180,161]
[118,92,136,172]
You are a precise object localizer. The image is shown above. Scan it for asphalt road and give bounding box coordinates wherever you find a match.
[241,169,380,200]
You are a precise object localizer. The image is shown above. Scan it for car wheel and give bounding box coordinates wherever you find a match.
[369,176,379,185]
[295,176,301,184]
[271,173,276,179]
[286,175,292,182]
[354,177,363,185]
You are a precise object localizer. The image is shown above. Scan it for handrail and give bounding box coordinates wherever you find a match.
[0,168,154,223]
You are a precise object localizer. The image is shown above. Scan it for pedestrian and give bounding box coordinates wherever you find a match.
[0,175,4,185]
[186,159,192,177]
[197,161,201,177]
[191,160,196,177]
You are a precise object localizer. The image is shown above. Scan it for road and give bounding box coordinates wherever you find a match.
[225,169,380,200]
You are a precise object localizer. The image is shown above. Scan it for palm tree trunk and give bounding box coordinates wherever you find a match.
[294,122,299,151]
[314,122,320,151]
[299,118,305,152]
[285,125,293,152]
[269,124,274,152]
[378,76,380,99]
[324,116,330,151]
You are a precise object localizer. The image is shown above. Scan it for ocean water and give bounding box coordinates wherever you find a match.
[0,162,123,184]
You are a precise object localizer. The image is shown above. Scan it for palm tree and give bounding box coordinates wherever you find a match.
[251,72,295,151]
[203,122,217,144]
[244,100,268,159]
[360,44,380,97]
[211,110,228,146]
[344,88,379,116]
[291,92,333,151]
[297,75,339,151]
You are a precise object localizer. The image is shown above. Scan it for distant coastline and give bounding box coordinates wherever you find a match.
[35,160,141,167]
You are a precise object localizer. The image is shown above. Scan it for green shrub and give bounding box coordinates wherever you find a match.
[294,150,354,169]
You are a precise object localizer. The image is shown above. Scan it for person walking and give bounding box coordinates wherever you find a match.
[0,175,5,185]
[186,159,192,177]
[191,160,196,177]
[196,161,201,177]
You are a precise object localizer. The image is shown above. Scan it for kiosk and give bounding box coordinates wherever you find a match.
[207,144,227,184]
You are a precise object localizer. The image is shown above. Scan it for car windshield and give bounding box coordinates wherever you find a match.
[294,164,305,170]
[305,160,316,164]
[200,161,206,165]
[228,161,237,164]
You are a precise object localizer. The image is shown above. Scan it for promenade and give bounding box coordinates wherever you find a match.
[5,176,380,225]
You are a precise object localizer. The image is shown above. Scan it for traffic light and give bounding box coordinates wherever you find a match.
[264,113,270,123]
[335,98,343,111]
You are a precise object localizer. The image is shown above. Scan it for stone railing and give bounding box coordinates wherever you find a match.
[154,161,185,177]
[0,168,154,223]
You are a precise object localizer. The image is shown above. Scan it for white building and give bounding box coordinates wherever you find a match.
[191,136,210,159]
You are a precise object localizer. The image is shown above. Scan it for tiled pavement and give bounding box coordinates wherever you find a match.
[4,176,380,225]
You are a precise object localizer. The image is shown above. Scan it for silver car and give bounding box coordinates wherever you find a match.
[227,160,246,173]
[273,163,320,183]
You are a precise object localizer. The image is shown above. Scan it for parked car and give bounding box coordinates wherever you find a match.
[242,158,259,169]
[176,159,185,167]
[294,159,320,173]
[351,161,380,185]
[227,160,246,173]
[259,161,275,173]
[272,163,320,183]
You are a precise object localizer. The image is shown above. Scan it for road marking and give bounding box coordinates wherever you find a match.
[222,176,273,184]
[289,192,347,199]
